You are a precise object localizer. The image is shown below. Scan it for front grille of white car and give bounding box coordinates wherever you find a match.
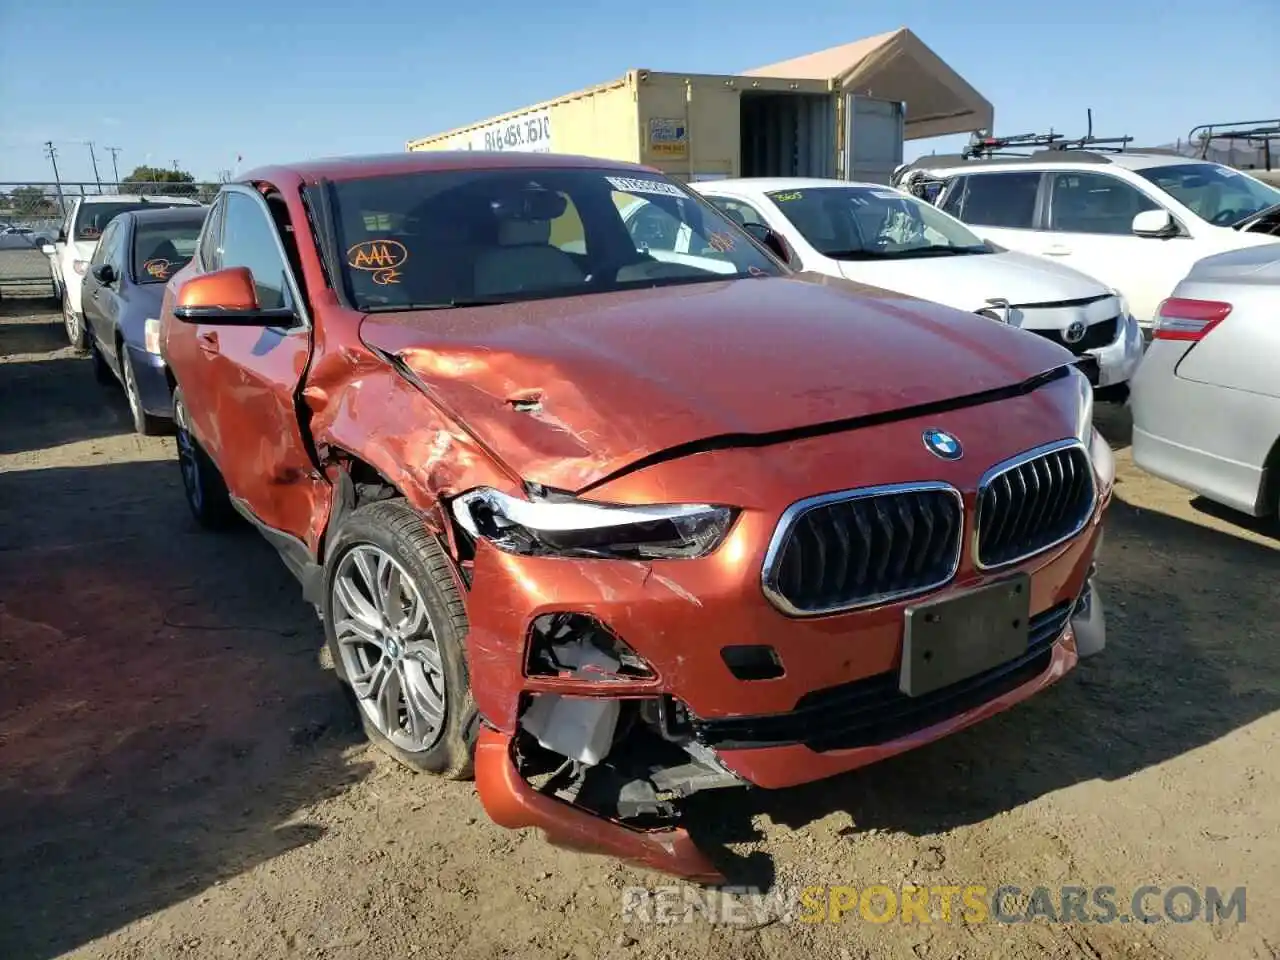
[1030,315,1119,355]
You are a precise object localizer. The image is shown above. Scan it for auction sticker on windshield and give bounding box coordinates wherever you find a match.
[606,176,686,198]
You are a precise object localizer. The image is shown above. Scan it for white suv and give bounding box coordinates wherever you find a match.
[44,194,201,351]
[895,149,1280,333]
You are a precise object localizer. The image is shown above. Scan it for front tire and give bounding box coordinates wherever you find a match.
[63,296,87,352]
[323,499,477,779]
[173,389,235,529]
[121,350,165,436]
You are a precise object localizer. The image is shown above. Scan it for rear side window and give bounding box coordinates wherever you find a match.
[951,172,1041,229]
[706,196,769,228]
[1048,172,1160,235]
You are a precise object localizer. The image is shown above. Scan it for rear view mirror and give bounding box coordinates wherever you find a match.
[173,266,295,325]
[1132,209,1177,238]
[741,222,791,263]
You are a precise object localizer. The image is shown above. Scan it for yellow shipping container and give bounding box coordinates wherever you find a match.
[406,70,906,185]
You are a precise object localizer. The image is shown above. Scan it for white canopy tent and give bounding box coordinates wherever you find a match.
[743,27,994,141]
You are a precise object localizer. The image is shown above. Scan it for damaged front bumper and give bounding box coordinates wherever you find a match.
[465,509,1106,882]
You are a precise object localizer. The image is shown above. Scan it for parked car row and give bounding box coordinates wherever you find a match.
[41,193,203,351]
[893,145,1280,333]
[53,149,1276,882]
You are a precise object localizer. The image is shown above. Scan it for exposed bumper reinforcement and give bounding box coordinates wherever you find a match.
[474,726,726,884]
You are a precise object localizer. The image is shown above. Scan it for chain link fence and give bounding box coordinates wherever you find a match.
[0,181,219,299]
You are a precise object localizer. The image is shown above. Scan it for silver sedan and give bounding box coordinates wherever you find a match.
[1130,245,1280,517]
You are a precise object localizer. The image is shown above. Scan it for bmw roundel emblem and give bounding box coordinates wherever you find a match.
[923,428,963,461]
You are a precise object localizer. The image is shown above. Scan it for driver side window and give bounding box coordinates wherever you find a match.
[1049,172,1160,236]
[221,192,293,312]
[89,221,118,267]
[199,198,224,272]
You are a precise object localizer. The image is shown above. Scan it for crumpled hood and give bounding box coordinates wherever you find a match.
[836,248,1106,311]
[359,275,1074,492]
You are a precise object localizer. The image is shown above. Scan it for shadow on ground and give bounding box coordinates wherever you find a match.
[687,469,1280,887]
[0,460,372,959]
[0,353,137,456]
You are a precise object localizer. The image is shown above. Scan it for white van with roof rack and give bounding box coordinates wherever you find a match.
[894,132,1280,334]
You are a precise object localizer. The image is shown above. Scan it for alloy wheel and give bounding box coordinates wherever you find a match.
[63,301,79,345]
[332,544,447,753]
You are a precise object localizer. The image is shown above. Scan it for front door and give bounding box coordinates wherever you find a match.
[171,186,327,546]
[1039,171,1196,326]
[80,218,120,352]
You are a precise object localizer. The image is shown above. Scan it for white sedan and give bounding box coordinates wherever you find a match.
[624,177,1146,398]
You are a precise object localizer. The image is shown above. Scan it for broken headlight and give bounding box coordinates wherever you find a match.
[451,487,736,560]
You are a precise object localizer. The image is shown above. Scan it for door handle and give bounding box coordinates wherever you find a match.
[197,330,220,355]
[1041,245,1072,256]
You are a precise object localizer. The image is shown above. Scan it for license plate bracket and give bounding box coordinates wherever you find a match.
[900,574,1031,698]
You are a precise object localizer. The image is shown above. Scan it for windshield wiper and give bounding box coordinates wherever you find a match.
[883,245,988,257]
[362,297,512,312]
[824,245,987,260]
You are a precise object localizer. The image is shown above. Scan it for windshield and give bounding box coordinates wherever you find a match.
[1136,163,1280,226]
[328,168,784,311]
[132,215,205,283]
[73,201,194,242]
[764,185,990,259]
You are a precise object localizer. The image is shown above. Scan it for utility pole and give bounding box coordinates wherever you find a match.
[43,141,67,217]
[84,141,102,190]
[106,146,122,189]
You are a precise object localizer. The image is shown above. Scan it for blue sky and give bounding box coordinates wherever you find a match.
[1,0,1276,184]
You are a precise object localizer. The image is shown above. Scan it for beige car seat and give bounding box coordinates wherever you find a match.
[473,218,584,297]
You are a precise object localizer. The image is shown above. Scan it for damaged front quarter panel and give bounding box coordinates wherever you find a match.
[303,339,742,882]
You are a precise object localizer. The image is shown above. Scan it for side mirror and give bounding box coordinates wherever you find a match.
[92,263,115,284]
[172,266,295,325]
[741,222,792,264]
[41,244,55,256]
[1132,209,1177,238]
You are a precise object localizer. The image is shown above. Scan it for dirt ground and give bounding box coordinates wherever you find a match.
[1,300,1277,960]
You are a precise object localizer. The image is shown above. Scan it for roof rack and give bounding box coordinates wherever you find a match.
[1187,118,1280,170]
[956,110,1134,160]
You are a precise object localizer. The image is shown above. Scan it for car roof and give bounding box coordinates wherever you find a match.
[240,151,664,186]
[78,193,202,204]
[120,205,209,225]
[913,151,1211,175]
